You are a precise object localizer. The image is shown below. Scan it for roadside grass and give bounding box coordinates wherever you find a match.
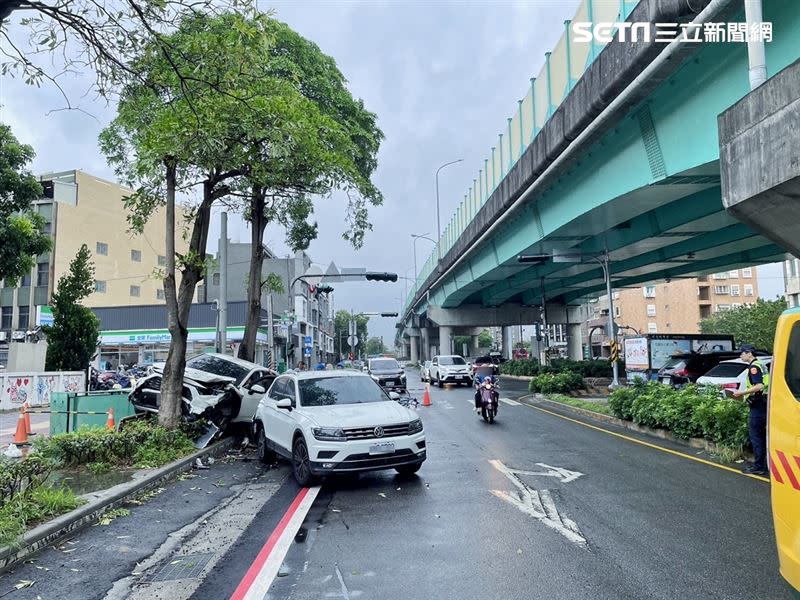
[0,485,83,548]
[545,394,613,416]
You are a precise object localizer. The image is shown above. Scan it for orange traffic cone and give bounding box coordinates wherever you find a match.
[106,407,116,431]
[22,402,34,436]
[422,384,431,407]
[12,409,29,445]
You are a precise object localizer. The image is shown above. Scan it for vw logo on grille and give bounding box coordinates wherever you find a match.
[373,426,385,438]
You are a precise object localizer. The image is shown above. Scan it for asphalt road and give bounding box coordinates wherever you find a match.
[1,371,789,599]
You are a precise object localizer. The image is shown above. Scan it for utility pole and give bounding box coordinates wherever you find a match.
[218,212,228,355]
[266,293,275,370]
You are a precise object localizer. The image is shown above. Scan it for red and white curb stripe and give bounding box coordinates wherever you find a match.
[230,485,321,600]
[770,450,800,490]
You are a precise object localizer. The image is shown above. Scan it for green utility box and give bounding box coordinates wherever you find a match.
[50,391,138,435]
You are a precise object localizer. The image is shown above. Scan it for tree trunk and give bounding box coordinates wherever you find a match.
[159,160,184,429]
[159,171,216,428]
[238,187,268,362]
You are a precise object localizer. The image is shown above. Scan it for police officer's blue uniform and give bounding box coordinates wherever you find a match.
[746,359,768,473]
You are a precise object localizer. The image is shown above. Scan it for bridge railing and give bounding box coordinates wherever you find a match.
[404,0,638,316]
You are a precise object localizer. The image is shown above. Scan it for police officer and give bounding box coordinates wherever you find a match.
[732,344,769,476]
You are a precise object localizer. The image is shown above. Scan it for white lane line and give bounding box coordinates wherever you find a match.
[233,485,321,600]
[499,397,520,406]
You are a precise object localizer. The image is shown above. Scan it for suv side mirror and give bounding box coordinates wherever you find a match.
[249,384,266,395]
[276,398,292,410]
[388,392,400,400]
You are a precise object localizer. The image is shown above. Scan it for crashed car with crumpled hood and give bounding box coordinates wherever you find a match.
[129,353,276,437]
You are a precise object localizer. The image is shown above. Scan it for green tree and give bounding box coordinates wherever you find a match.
[365,337,387,356]
[44,245,99,371]
[700,298,786,351]
[333,310,369,359]
[0,123,51,284]
[232,19,383,361]
[478,329,494,348]
[99,11,279,427]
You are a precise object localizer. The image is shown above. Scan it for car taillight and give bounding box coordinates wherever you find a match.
[674,369,688,376]
[722,383,738,390]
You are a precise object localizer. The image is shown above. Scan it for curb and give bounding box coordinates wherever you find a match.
[520,394,754,462]
[0,437,236,573]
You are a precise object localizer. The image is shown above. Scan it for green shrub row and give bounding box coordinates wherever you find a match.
[33,418,197,469]
[607,381,749,449]
[528,371,586,394]
[500,358,617,378]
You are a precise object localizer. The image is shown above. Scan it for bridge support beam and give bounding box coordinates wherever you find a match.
[421,328,431,362]
[567,323,583,361]
[439,326,453,356]
[410,334,419,364]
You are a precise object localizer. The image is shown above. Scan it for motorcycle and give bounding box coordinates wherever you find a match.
[474,367,499,423]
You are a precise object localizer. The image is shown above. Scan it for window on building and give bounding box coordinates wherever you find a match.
[732,302,742,308]
[96,242,108,256]
[647,304,656,316]
[713,272,728,279]
[714,285,729,295]
[130,285,141,297]
[614,306,621,317]
[18,305,29,329]
[36,262,49,286]
[648,322,657,333]
[158,255,166,266]
[131,249,142,262]
[643,286,656,298]
[730,284,740,296]
[728,269,739,277]
[744,284,754,296]
[42,222,52,235]
[21,273,31,287]
[1,307,11,329]
[156,289,165,300]
[742,268,752,278]
[94,280,107,293]
[212,273,220,286]
[716,304,731,312]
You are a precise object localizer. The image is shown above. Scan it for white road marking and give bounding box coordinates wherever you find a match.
[508,463,584,484]
[499,397,520,406]
[489,459,587,548]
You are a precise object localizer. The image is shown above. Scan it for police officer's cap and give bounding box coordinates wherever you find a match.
[738,343,756,353]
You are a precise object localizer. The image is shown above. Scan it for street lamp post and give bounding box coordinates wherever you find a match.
[435,159,463,263]
[411,233,436,281]
[517,250,621,389]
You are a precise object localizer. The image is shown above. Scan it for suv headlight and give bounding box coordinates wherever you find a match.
[399,373,406,380]
[370,374,380,381]
[312,427,346,441]
[408,419,423,434]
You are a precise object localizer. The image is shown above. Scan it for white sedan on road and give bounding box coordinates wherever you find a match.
[696,357,772,393]
[252,371,426,485]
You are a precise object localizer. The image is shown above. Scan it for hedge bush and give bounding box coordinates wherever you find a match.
[607,382,749,450]
[529,371,586,394]
[500,358,618,378]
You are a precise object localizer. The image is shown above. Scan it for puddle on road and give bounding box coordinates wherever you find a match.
[49,468,137,495]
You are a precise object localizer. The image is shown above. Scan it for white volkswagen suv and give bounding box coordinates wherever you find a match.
[252,371,426,486]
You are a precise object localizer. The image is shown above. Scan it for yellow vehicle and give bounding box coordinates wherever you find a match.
[769,308,800,597]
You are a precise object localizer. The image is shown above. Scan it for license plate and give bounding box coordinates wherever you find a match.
[369,442,395,455]
[662,377,671,385]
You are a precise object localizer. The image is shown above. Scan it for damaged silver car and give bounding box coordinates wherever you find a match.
[129,353,277,432]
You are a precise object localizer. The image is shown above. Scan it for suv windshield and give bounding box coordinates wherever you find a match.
[186,355,249,385]
[299,376,389,406]
[370,359,399,370]
[439,356,466,366]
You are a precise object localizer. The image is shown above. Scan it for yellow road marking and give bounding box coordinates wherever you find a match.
[521,401,770,483]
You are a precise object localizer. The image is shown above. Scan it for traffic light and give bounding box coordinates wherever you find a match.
[315,285,334,296]
[380,312,399,317]
[364,272,398,282]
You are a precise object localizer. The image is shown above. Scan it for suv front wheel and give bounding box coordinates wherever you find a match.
[256,423,275,465]
[292,437,317,487]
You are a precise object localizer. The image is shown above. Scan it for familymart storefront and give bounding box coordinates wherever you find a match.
[92,302,272,370]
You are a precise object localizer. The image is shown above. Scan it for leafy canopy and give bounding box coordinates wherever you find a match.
[700,298,786,351]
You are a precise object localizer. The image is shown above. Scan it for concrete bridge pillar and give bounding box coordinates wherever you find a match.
[470,335,480,357]
[420,328,430,362]
[567,323,583,361]
[501,327,510,360]
[439,326,453,355]
[410,335,419,364]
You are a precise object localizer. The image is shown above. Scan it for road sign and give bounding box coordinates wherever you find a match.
[348,319,356,336]
[303,336,312,347]
[303,347,312,356]
[348,335,359,347]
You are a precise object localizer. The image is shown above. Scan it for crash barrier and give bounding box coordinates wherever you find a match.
[49,391,136,435]
[1,371,86,411]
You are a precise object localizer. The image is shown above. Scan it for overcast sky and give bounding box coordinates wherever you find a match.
[0,0,786,346]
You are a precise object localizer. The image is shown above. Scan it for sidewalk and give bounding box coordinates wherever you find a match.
[0,410,49,445]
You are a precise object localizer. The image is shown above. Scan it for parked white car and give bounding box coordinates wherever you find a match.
[420,360,432,382]
[429,355,472,387]
[696,357,773,393]
[252,371,426,485]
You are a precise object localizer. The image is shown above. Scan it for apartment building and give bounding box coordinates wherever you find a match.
[0,169,187,348]
[784,257,800,308]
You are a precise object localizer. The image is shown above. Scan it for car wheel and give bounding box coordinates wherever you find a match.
[256,424,275,465]
[436,374,443,388]
[395,464,421,475]
[292,437,317,487]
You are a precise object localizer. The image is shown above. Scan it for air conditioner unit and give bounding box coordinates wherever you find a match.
[0,331,6,341]
[11,331,26,341]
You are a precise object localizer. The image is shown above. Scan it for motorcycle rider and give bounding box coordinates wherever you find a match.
[473,367,498,413]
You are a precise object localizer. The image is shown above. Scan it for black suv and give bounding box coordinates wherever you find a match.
[366,357,406,391]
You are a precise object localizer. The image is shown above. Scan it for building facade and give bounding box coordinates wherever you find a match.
[784,257,800,308]
[201,243,335,367]
[0,170,187,367]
